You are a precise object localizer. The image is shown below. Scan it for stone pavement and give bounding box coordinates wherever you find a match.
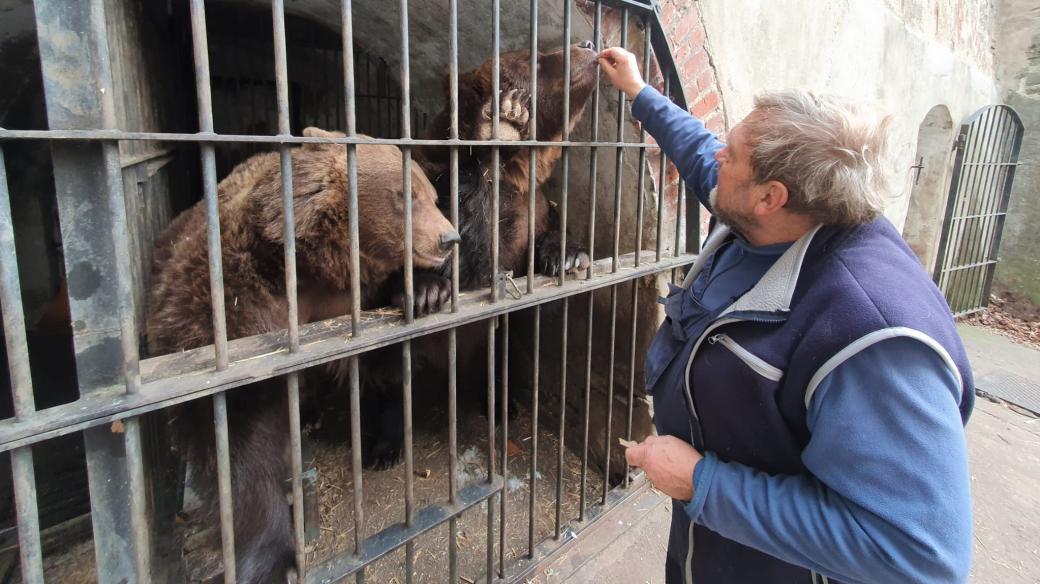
[557,324,1040,583]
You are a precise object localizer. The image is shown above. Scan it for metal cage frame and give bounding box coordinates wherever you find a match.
[0,0,702,581]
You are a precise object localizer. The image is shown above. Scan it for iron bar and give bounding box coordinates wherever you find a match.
[586,0,602,281]
[527,0,539,293]
[964,111,1010,311]
[603,284,618,503]
[491,0,501,302]
[349,356,365,584]
[0,128,660,149]
[625,280,639,488]
[272,0,300,352]
[555,299,568,539]
[448,327,459,582]
[400,1,417,577]
[658,76,670,262]
[528,305,541,557]
[342,0,362,336]
[634,19,652,267]
[499,314,510,578]
[486,317,497,581]
[403,339,415,583]
[981,111,1025,304]
[579,291,594,521]
[612,9,629,273]
[288,373,306,576]
[448,0,461,577]
[559,0,572,287]
[0,148,44,584]
[213,392,237,583]
[950,108,997,312]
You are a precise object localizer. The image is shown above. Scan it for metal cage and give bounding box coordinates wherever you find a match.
[0,0,702,581]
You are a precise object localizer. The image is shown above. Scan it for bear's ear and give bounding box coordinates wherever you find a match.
[302,127,346,151]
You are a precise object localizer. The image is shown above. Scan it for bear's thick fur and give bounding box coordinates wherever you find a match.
[146,128,456,584]
[353,43,601,470]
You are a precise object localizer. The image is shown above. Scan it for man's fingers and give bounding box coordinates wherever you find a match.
[625,442,645,467]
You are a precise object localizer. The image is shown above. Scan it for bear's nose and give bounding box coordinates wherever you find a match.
[578,40,594,50]
[439,230,461,251]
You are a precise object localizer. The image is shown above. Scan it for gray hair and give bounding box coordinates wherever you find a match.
[744,90,893,226]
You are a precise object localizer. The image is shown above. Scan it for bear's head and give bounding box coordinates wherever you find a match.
[459,42,599,144]
[260,128,458,288]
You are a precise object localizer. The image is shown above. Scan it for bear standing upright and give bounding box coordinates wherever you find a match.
[146,127,457,584]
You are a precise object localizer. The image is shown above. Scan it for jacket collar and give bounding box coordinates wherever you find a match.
[682,223,824,315]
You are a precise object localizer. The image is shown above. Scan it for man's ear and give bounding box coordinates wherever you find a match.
[753,180,790,216]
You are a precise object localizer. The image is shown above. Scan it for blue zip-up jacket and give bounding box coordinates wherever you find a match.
[633,86,974,584]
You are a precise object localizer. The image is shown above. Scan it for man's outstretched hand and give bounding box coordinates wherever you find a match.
[598,47,647,101]
[625,435,703,502]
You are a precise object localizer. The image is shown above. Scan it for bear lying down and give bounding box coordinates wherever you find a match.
[146,128,457,584]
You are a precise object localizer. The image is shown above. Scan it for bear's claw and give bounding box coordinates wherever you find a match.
[391,271,452,317]
[537,231,591,277]
[481,89,531,130]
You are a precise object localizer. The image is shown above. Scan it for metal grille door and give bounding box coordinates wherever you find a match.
[933,105,1024,316]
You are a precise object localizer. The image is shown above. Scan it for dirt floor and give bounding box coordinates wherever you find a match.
[307,400,607,583]
[964,283,1040,349]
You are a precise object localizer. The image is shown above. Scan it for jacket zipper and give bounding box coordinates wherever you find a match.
[708,333,784,381]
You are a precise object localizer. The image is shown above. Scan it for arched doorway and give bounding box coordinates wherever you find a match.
[903,105,955,273]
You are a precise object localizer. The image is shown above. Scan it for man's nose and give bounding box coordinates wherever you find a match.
[439,230,461,252]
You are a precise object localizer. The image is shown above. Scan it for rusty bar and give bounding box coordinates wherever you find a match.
[603,284,618,503]
[448,327,459,581]
[288,373,306,576]
[403,340,415,583]
[213,392,237,583]
[450,0,461,311]
[527,0,539,293]
[340,0,362,336]
[491,0,502,302]
[272,0,300,351]
[558,0,572,287]
[612,9,629,273]
[624,280,639,488]
[499,314,510,578]
[586,0,602,281]
[555,299,568,539]
[401,0,415,325]
[486,316,497,580]
[349,356,365,583]
[189,0,230,369]
[659,80,671,261]
[580,291,594,521]
[528,305,541,557]
[0,149,44,584]
[634,19,651,267]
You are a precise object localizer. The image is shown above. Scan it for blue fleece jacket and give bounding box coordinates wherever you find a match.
[633,86,973,583]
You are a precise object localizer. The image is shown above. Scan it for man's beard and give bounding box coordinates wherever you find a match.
[709,186,758,237]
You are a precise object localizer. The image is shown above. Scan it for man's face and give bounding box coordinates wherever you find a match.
[711,113,762,236]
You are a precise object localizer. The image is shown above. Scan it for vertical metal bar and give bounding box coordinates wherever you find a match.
[586,0,602,281]
[603,284,618,504]
[624,280,639,488]
[558,0,572,287]
[634,19,652,267]
[349,357,365,584]
[952,111,994,311]
[189,0,230,369]
[965,112,1007,311]
[288,373,306,576]
[0,149,45,584]
[499,314,509,578]
[579,290,593,521]
[527,0,539,293]
[273,0,300,351]
[612,9,629,273]
[974,113,1015,309]
[34,1,149,579]
[490,0,501,303]
[213,392,237,583]
[342,0,362,336]
[448,1,461,580]
[486,318,497,580]
[528,305,541,557]
[555,299,568,539]
[399,3,416,579]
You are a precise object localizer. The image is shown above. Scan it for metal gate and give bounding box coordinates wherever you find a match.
[0,0,700,582]
[933,105,1024,316]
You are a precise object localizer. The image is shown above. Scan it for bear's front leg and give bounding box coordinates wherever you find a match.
[536,230,592,277]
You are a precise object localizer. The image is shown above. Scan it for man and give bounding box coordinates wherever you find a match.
[598,47,974,584]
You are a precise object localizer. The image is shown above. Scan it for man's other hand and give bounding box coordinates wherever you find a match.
[598,47,647,101]
[625,435,703,502]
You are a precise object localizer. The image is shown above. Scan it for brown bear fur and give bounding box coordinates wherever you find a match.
[146,128,455,584]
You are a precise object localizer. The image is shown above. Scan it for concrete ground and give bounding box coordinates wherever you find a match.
[556,324,1040,583]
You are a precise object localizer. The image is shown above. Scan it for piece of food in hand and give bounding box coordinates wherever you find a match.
[618,438,637,448]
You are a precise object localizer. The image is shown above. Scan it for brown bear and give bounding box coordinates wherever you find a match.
[356,42,600,471]
[146,127,457,584]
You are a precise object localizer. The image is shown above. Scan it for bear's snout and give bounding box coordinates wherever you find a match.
[438,230,462,252]
[578,40,594,50]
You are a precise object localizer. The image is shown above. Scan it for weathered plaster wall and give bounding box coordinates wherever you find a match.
[697,0,1001,235]
[993,0,1040,304]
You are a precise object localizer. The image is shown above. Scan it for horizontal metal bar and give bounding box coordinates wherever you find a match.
[938,259,998,274]
[0,129,657,149]
[961,162,1020,167]
[951,211,1008,221]
[599,0,656,13]
[305,478,503,584]
[0,251,694,452]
